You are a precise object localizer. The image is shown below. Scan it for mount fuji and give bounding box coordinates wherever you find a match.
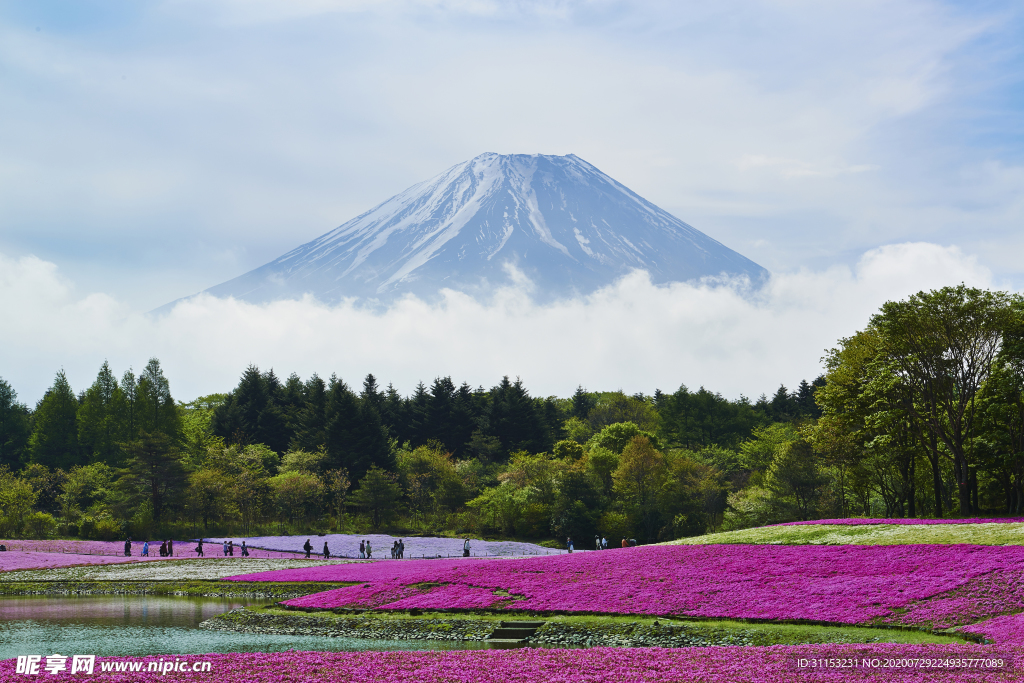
[188,153,767,306]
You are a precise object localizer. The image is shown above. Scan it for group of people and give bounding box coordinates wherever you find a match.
[129,538,177,557]
[127,536,260,558]
[358,540,372,558]
[390,539,405,559]
[220,540,248,556]
[566,535,636,552]
[302,539,335,559]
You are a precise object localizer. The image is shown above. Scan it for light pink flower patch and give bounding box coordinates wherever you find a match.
[0,551,137,572]
[0,539,311,571]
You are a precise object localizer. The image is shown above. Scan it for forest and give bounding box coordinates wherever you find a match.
[1,284,1022,544]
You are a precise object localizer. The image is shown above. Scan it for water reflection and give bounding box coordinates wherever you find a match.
[0,596,517,658]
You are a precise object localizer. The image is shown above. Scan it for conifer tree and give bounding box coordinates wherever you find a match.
[30,370,81,469]
[78,361,126,465]
[0,377,31,468]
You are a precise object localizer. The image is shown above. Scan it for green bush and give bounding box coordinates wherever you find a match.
[25,512,57,538]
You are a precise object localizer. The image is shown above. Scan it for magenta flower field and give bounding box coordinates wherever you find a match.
[778,518,1024,526]
[226,544,1024,626]
[2,643,1019,682]
[961,612,1024,645]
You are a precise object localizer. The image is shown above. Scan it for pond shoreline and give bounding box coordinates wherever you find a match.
[204,606,976,648]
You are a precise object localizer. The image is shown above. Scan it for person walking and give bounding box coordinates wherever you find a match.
[602,536,607,550]
[567,537,573,553]
[124,538,131,556]
[595,535,601,551]
[168,539,173,557]
[142,540,149,557]
[241,540,249,557]
[196,539,204,557]
[398,539,404,559]
[359,540,365,559]
[366,540,372,558]
[223,541,228,556]
[323,542,330,560]
[303,539,312,559]
[463,538,470,557]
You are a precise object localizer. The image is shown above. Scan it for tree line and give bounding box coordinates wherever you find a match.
[1,284,1020,544]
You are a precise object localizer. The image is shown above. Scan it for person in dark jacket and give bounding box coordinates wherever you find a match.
[323,542,330,560]
[304,539,312,559]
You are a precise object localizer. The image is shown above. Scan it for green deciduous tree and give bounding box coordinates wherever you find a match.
[613,435,667,541]
[0,466,37,536]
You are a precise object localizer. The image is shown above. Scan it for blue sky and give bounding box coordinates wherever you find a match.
[1,0,1022,402]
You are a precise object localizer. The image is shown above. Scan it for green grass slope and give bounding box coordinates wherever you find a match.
[669,522,1024,546]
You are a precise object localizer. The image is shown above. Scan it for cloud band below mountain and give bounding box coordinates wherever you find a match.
[0,242,1001,404]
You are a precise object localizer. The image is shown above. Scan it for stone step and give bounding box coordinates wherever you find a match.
[488,628,536,639]
[486,619,546,642]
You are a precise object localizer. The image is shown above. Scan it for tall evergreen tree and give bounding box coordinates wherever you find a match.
[361,374,383,412]
[487,376,544,456]
[122,431,185,522]
[406,382,430,446]
[0,377,31,468]
[138,358,179,438]
[120,369,140,441]
[379,383,407,443]
[291,374,328,451]
[570,385,596,421]
[78,361,127,465]
[324,377,393,479]
[30,370,81,469]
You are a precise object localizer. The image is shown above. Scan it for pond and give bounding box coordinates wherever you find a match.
[0,595,505,659]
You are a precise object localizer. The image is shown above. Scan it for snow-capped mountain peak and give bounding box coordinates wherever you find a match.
[192,153,767,304]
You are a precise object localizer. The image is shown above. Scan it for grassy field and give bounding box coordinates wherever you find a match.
[669,522,1024,545]
[256,606,966,645]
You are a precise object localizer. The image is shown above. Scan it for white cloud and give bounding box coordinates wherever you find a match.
[736,155,880,179]
[2,0,1021,311]
[0,243,1005,406]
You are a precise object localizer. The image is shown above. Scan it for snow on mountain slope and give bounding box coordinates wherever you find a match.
[194,153,768,305]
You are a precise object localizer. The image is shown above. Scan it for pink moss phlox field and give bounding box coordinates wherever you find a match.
[0,552,138,572]
[960,613,1024,646]
[882,569,1024,628]
[1,644,1018,682]
[203,534,559,558]
[779,518,1024,526]
[227,544,1024,624]
[0,540,304,573]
